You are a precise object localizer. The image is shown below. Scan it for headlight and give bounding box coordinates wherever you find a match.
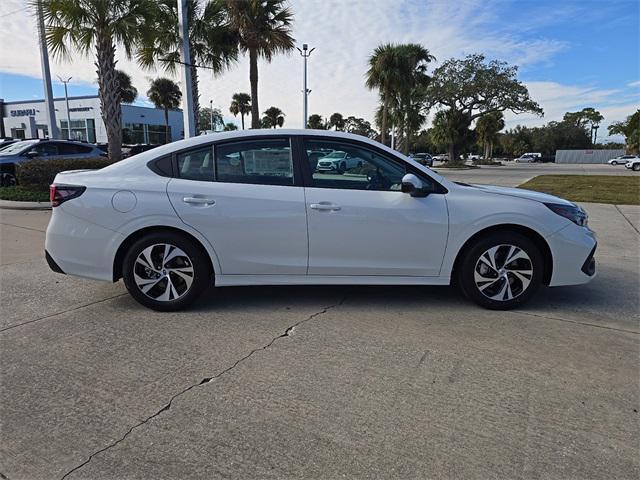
[544,203,588,227]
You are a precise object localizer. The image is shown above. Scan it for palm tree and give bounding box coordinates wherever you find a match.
[226,0,295,129]
[395,44,434,154]
[224,122,238,131]
[329,112,345,131]
[263,106,285,128]
[229,92,252,129]
[115,70,138,104]
[137,0,238,133]
[42,0,155,161]
[147,78,182,144]
[476,111,505,159]
[366,44,402,145]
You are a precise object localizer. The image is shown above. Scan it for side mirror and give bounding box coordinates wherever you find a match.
[401,173,428,197]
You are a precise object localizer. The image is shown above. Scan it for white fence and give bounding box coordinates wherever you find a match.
[555,149,625,164]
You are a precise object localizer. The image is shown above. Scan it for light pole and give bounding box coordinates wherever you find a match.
[210,99,214,132]
[36,0,58,139]
[58,76,72,140]
[178,0,195,138]
[297,44,314,128]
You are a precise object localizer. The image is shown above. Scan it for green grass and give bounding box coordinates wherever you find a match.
[519,175,640,205]
[0,186,50,202]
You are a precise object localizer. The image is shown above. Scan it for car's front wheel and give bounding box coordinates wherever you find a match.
[122,231,211,311]
[633,163,640,171]
[611,161,618,165]
[457,232,543,310]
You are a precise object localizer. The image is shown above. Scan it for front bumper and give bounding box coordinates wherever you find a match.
[547,223,597,286]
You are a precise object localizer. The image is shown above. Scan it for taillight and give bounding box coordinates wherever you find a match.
[50,184,86,207]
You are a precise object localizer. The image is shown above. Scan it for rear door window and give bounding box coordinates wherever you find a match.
[215,139,293,186]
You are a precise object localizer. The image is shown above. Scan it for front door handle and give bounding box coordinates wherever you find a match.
[183,196,215,206]
[310,202,341,211]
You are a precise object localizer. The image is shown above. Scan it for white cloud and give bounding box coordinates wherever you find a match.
[0,0,635,132]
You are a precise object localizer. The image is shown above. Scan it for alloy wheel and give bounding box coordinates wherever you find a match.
[133,243,194,301]
[474,244,533,301]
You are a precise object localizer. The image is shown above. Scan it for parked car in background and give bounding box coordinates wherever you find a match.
[45,129,597,312]
[433,154,448,162]
[122,144,160,158]
[0,139,19,151]
[624,157,640,171]
[316,150,364,173]
[609,155,638,166]
[515,154,539,163]
[409,153,433,167]
[0,139,106,186]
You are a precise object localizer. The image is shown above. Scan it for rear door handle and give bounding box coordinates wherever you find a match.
[183,196,215,206]
[310,202,341,211]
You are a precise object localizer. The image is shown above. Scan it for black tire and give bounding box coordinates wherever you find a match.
[611,161,618,165]
[122,231,211,311]
[457,231,544,310]
[633,163,640,171]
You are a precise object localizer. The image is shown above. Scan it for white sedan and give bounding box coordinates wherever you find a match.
[45,130,597,311]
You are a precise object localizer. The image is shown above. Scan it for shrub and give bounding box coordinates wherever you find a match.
[17,157,113,191]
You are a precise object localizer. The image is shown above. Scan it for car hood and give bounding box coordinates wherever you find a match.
[464,183,574,206]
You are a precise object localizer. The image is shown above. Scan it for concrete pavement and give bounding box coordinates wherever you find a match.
[0,200,638,479]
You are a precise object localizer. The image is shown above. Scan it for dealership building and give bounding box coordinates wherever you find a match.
[0,95,184,144]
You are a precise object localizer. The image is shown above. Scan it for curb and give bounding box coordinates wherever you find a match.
[0,199,51,211]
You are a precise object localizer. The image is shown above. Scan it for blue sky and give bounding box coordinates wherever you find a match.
[1,0,638,138]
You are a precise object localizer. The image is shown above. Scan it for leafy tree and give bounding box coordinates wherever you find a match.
[329,112,345,131]
[307,114,327,129]
[608,110,640,154]
[227,0,295,129]
[500,120,591,157]
[229,92,251,129]
[344,116,377,138]
[475,111,505,159]
[43,0,156,160]
[262,106,285,128]
[425,54,542,163]
[115,70,137,104]
[563,107,603,144]
[198,107,224,131]
[223,122,238,131]
[137,0,239,134]
[147,78,182,143]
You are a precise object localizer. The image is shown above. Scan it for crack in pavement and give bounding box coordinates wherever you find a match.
[614,205,640,236]
[0,222,47,233]
[59,295,347,480]
[0,293,128,333]
[515,310,639,335]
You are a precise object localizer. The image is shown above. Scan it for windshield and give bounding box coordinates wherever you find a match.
[0,140,37,155]
[322,151,345,159]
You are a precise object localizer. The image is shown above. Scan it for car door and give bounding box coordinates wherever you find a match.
[166,138,308,276]
[300,137,449,277]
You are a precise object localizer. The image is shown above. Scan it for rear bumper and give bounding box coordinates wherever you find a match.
[45,250,65,274]
[45,206,125,282]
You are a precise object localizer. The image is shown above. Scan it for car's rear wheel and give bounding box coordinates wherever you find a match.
[122,231,211,311]
[611,161,618,165]
[457,232,543,310]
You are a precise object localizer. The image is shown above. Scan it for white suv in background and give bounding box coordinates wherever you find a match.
[624,157,640,171]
